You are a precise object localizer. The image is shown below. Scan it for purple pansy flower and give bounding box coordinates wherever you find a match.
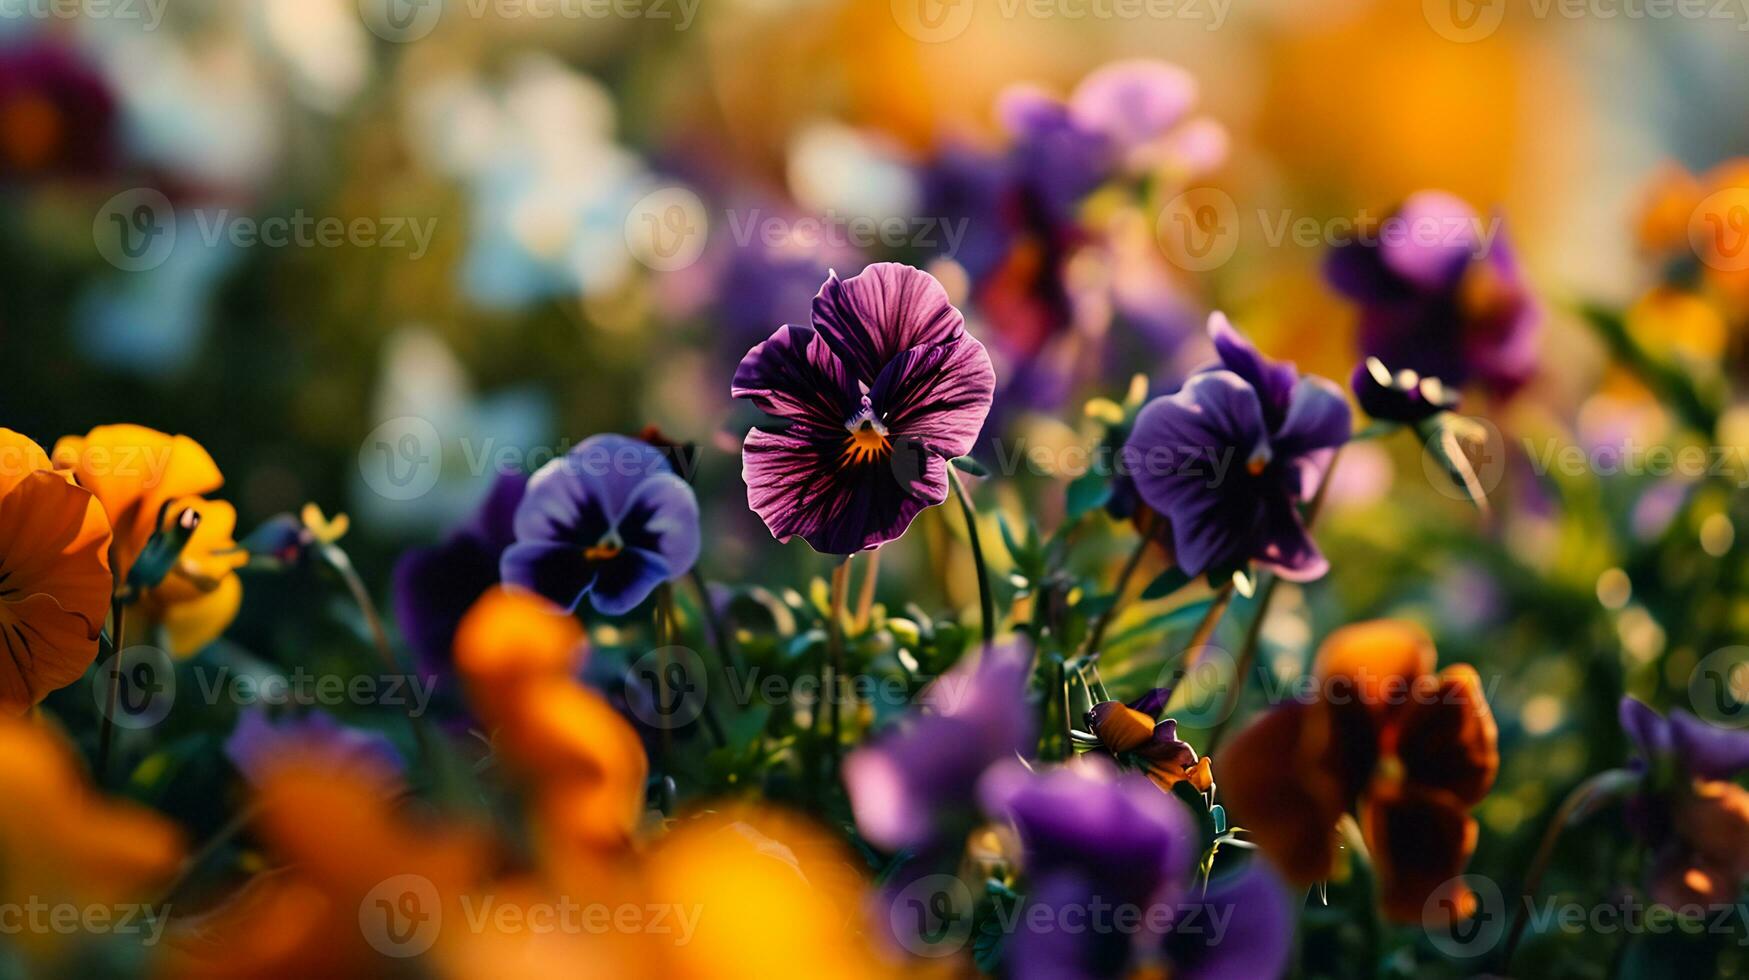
[843,641,1034,853]
[0,40,118,183]
[1619,699,1749,908]
[501,434,700,616]
[731,263,995,555]
[394,471,527,681]
[1325,191,1540,393]
[979,760,1292,980]
[224,708,405,787]
[1121,314,1351,581]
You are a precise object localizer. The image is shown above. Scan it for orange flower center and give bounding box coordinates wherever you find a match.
[841,401,891,468]
[584,530,623,562]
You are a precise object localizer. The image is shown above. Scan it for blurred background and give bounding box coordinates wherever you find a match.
[5,8,1749,964]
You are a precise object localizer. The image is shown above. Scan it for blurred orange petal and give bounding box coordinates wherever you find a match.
[0,470,113,713]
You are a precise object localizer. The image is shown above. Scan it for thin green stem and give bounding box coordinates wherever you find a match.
[826,561,851,773]
[97,594,127,781]
[947,467,996,646]
[661,584,725,748]
[687,567,742,676]
[1083,535,1151,659]
[1204,575,1276,754]
[322,543,433,769]
[1501,769,1638,971]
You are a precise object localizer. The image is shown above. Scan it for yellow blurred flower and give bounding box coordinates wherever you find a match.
[642,808,906,980]
[0,428,112,713]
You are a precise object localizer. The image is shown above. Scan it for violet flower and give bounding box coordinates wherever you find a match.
[501,434,700,616]
[843,641,1034,853]
[1121,314,1351,581]
[1325,191,1540,393]
[393,471,527,681]
[1619,698,1749,908]
[225,708,405,787]
[980,760,1292,980]
[731,263,995,555]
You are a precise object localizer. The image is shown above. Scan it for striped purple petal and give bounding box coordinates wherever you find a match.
[810,263,967,386]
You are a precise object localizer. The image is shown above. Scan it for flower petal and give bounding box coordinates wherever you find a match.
[0,429,53,499]
[617,472,701,585]
[1666,709,1749,781]
[731,323,858,431]
[501,541,596,612]
[51,425,222,579]
[867,338,995,460]
[1312,619,1438,717]
[1208,313,1297,428]
[741,426,938,555]
[1359,785,1478,923]
[1213,703,1348,886]
[1394,665,1499,807]
[1163,863,1294,980]
[810,263,967,386]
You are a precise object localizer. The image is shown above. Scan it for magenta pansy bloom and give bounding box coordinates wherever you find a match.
[500,434,700,616]
[732,263,995,555]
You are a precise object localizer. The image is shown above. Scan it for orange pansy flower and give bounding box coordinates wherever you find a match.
[0,717,182,960]
[455,587,648,851]
[0,429,112,714]
[1216,620,1498,922]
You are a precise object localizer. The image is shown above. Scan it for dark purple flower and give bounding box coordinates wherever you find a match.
[1122,314,1351,581]
[731,263,995,554]
[501,434,700,616]
[843,641,1034,852]
[1349,357,1459,424]
[0,40,118,182]
[1325,191,1540,393]
[224,708,405,786]
[979,760,1292,980]
[394,471,527,681]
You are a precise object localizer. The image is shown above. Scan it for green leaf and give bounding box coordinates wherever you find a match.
[1065,469,1113,521]
[951,455,990,477]
[1140,567,1190,601]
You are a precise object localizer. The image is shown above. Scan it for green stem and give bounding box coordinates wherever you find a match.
[661,584,724,748]
[826,561,851,774]
[1083,535,1151,659]
[1206,448,1342,753]
[947,467,996,647]
[688,567,742,677]
[96,594,127,781]
[322,543,433,769]
[1501,769,1638,971]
